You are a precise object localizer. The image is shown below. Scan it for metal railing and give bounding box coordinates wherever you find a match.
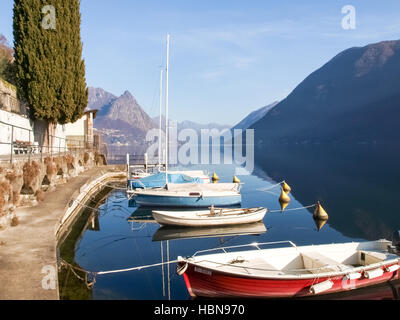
[0,120,102,163]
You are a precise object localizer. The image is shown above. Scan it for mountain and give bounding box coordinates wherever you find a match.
[232,101,279,131]
[251,40,400,145]
[87,87,157,150]
[87,87,116,114]
[152,116,230,133]
[105,90,156,132]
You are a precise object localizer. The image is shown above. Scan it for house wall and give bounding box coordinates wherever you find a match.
[0,109,68,155]
[64,114,87,137]
[0,78,95,155]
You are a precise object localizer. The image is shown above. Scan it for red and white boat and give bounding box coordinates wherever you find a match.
[177,238,400,298]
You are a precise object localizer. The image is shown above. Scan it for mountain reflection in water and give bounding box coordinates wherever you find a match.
[253,144,400,241]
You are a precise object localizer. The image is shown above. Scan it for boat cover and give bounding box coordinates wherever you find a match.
[128,172,204,189]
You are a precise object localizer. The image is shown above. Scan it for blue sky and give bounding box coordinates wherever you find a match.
[1,1,400,125]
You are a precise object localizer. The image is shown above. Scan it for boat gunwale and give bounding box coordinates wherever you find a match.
[133,190,241,197]
[183,257,400,280]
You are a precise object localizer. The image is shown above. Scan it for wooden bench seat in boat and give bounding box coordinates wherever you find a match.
[301,251,351,274]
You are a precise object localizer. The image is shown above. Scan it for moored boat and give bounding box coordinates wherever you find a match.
[177,238,400,298]
[152,207,266,227]
[127,171,208,191]
[133,183,241,207]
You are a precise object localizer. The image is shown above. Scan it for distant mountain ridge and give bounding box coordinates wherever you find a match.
[251,39,400,144]
[152,115,230,133]
[232,101,279,131]
[88,87,232,150]
[87,87,116,114]
[87,87,156,149]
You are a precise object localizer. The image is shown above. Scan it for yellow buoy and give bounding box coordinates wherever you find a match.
[313,201,329,220]
[233,176,240,183]
[212,172,219,182]
[279,188,290,211]
[281,181,291,194]
[314,218,328,231]
[280,201,290,212]
[279,188,291,203]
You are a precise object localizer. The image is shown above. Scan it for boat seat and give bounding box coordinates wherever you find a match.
[301,251,349,274]
[358,250,387,266]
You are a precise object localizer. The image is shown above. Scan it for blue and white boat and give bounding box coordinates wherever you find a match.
[133,183,242,208]
[128,172,206,190]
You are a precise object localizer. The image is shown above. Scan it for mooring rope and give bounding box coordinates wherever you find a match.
[95,259,179,275]
[95,180,127,190]
[69,198,101,212]
[257,181,284,193]
[269,204,316,213]
[59,257,179,288]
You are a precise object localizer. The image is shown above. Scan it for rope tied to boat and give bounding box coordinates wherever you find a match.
[228,256,246,264]
[257,181,285,193]
[59,258,180,289]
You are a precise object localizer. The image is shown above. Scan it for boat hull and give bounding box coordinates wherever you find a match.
[134,194,242,207]
[152,208,267,227]
[180,262,400,298]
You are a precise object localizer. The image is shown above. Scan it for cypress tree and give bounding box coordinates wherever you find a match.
[13,0,88,137]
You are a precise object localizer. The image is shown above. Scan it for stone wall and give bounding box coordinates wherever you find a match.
[0,150,104,229]
[0,78,29,116]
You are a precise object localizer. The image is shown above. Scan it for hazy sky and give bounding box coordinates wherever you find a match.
[1,0,400,125]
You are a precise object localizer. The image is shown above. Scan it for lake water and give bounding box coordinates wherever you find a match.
[58,145,400,300]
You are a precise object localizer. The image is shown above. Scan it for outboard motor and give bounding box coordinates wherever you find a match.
[390,230,400,254]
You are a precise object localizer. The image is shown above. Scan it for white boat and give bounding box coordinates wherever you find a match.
[133,183,241,207]
[152,207,266,227]
[177,238,400,298]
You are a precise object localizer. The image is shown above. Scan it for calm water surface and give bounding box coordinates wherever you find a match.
[58,145,400,300]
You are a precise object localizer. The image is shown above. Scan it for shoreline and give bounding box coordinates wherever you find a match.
[0,165,125,300]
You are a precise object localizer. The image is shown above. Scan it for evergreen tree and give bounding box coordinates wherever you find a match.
[13,0,88,129]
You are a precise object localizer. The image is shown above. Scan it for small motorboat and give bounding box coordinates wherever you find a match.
[127,172,207,191]
[177,237,400,298]
[152,207,267,227]
[152,221,267,241]
[133,183,241,207]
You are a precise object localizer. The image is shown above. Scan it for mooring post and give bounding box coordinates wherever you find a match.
[126,153,129,177]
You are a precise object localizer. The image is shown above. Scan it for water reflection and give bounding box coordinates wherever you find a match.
[57,145,400,300]
[253,144,400,240]
[152,222,267,242]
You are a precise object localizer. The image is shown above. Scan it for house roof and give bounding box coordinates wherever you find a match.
[84,109,98,119]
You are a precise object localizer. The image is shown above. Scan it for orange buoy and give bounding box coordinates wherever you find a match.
[281,181,291,194]
[313,201,329,220]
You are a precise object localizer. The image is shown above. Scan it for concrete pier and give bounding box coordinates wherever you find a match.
[0,166,124,300]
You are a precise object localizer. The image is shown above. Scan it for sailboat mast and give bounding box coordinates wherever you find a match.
[158,69,163,168]
[165,34,170,185]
